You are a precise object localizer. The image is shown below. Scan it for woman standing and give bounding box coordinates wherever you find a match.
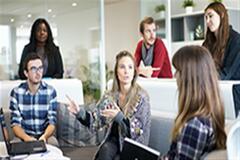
[68,51,151,160]
[162,46,226,160]
[203,2,240,80]
[18,18,64,79]
[203,1,240,117]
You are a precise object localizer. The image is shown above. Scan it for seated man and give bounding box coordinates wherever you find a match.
[135,16,172,78]
[9,53,58,146]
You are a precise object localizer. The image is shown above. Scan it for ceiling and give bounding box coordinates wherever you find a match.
[0,0,123,26]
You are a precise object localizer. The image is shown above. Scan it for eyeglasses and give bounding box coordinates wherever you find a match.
[29,66,44,73]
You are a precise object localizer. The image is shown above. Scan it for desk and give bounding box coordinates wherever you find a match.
[0,142,70,160]
[108,78,240,120]
[0,78,84,109]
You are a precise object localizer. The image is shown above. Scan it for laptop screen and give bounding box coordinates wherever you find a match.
[0,108,12,152]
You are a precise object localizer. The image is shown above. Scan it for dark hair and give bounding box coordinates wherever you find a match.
[23,53,42,71]
[139,17,155,34]
[202,2,229,71]
[28,18,56,54]
[172,45,226,149]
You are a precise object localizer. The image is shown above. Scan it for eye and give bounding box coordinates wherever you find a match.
[145,30,150,34]
[128,65,133,69]
[119,64,125,69]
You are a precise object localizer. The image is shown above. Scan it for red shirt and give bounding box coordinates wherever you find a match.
[134,38,173,78]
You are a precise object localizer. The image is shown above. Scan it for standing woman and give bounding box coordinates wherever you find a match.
[162,46,226,159]
[18,18,64,79]
[68,51,151,160]
[203,2,240,116]
[203,2,240,80]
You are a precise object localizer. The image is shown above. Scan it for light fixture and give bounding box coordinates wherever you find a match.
[10,18,14,22]
[27,14,32,18]
[48,9,52,13]
[72,2,77,7]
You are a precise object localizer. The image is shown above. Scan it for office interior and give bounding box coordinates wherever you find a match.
[0,0,240,159]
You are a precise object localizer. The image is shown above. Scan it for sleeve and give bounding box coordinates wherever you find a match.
[76,102,106,131]
[174,119,209,160]
[220,37,240,80]
[129,93,151,145]
[52,46,64,78]
[47,88,58,125]
[9,89,22,127]
[18,46,28,80]
[114,111,130,138]
[134,41,143,67]
[151,39,169,77]
[76,107,91,127]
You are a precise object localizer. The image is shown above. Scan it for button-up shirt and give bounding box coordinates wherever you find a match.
[10,81,57,136]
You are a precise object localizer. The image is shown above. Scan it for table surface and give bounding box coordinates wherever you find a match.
[0,142,70,160]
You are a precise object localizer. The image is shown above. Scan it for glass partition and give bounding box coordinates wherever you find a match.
[0,0,105,103]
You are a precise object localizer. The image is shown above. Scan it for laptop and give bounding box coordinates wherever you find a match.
[0,108,47,156]
[120,137,160,160]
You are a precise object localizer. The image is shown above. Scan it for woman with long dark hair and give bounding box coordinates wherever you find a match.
[203,2,240,79]
[203,1,240,117]
[18,18,64,79]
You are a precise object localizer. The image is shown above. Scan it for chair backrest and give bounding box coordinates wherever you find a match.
[227,119,240,159]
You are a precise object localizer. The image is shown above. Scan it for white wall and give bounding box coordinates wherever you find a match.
[55,8,99,79]
[105,0,140,69]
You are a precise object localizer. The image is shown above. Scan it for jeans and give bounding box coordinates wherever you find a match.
[96,138,120,160]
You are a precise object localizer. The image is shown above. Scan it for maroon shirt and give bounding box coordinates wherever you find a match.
[134,38,172,78]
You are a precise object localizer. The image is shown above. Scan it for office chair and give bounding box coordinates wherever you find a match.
[227,119,240,159]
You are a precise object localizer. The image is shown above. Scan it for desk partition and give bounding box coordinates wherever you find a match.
[0,78,84,109]
[108,78,240,120]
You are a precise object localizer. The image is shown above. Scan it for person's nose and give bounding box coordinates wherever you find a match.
[124,68,128,74]
[40,30,45,35]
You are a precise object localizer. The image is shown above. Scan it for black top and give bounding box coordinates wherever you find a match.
[18,44,64,79]
[220,26,240,80]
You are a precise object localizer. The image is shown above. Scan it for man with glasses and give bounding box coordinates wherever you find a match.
[9,53,58,146]
[134,16,172,78]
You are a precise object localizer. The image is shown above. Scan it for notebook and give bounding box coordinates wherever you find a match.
[0,108,47,156]
[120,137,160,160]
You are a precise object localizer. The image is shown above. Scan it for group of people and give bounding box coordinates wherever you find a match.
[8,2,240,160]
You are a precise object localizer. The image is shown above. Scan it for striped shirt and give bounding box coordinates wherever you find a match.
[10,81,57,136]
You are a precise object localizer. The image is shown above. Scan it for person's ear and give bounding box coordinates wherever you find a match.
[24,70,28,78]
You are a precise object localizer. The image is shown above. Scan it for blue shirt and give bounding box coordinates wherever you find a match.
[165,117,216,160]
[10,81,57,136]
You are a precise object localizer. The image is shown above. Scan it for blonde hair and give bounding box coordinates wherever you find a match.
[111,50,141,115]
[172,45,226,149]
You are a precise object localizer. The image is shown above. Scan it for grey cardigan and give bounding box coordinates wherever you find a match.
[76,88,151,151]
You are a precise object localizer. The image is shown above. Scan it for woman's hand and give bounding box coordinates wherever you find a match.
[100,102,121,119]
[66,95,80,115]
